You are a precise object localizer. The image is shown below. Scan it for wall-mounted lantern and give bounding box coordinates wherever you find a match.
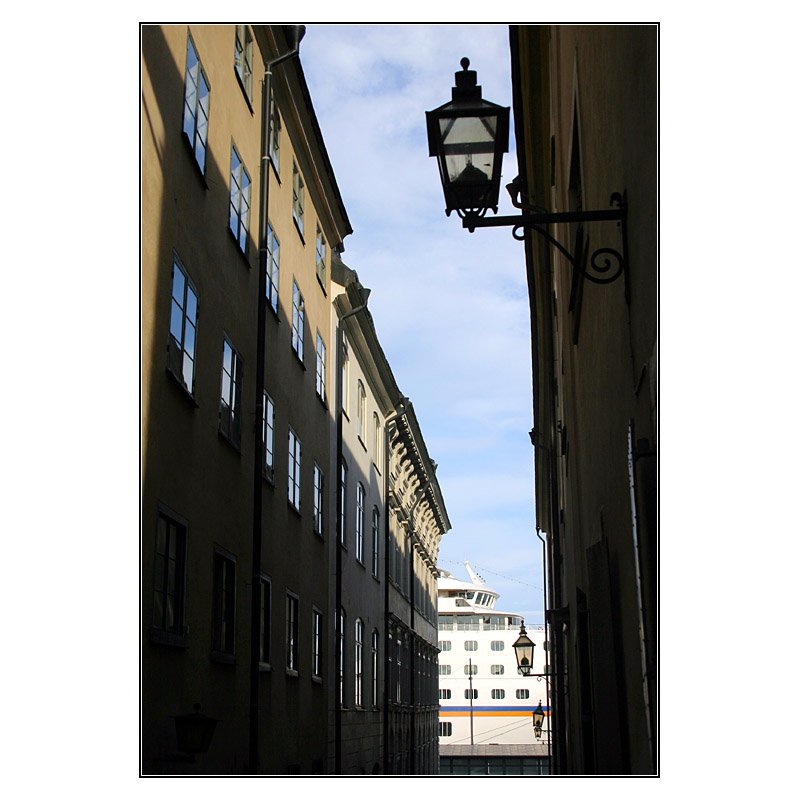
[171,703,218,761]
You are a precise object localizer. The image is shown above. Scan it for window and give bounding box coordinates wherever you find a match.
[341,335,350,414]
[464,664,478,675]
[152,508,187,641]
[268,91,280,174]
[316,225,326,285]
[292,281,304,362]
[492,689,506,699]
[491,640,505,651]
[288,428,301,511]
[312,463,324,536]
[292,161,305,236]
[464,689,478,700]
[439,722,453,737]
[357,380,366,440]
[167,254,198,394]
[219,338,243,447]
[286,593,299,673]
[464,640,478,651]
[315,333,326,401]
[372,413,381,466]
[339,459,348,546]
[266,224,279,314]
[259,576,271,665]
[438,689,452,700]
[371,507,380,577]
[228,145,251,253]
[438,664,451,676]
[338,608,346,704]
[212,548,236,657]
[262,392,275,479]
[439,641,452,651]
[355,483,365,563]
[516,689,530,700]
[438,617,454,631]
[312,609,322,679]
[182,35,209,173]
[372,630,379,706]
[491,664,505,675]
[355,619,363,706]
[234,25,253,99]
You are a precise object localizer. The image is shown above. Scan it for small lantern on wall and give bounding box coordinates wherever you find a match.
[512,622,535,676]
[172,703,218,760]
[533,702,545,739]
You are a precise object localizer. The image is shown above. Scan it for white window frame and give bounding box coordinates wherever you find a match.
[228,143,251,253]
[439,641,452,651]
[288,428,302,511]
[234,24,253,99]
[262,392,275,479]
[315,333,326,401]
[316,224,326,285]
[491,689,506,699]
[464,664,478,675]
[286,592,299,674]
[167,253,198,395]
[371,506,380,577]
[357,380,366,440]
[516,689,530,700]
[312,608,323,680]
[355,483,365,563]
[464,640,478,651]
[313,463,324,536]
[292,280,304,362]
[266,223,279,314]
[268,90,280,174]
[355,618,363,707]
[491,640,505,651]
[182,35,210,173]
[339,459,348,546]
[371,629,379,707]
[341,334,350,415]
[219,337,243,447]
[491,664,505,675]
[292,161,305,237]
[259,575,271,666]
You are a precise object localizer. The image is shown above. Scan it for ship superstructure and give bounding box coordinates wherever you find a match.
[437,563,550,747]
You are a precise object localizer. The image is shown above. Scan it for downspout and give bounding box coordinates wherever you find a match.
[382,397,408,774]
[249,25,305,776]
[334,286,370,774]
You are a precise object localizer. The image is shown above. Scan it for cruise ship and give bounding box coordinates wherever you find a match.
[437,563,550,748]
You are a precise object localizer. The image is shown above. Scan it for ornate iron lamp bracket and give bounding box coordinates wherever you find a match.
[462,179,630,298]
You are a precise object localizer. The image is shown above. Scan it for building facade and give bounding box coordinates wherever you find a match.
[386,405,451,774]
[141,24,351,774]
[509,25,658,774]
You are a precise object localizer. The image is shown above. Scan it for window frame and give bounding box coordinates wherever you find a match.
[151,504,188,646]
[182,33,210,175]
[291,280,305,363]
[212,545,237,661]
[219,336,243,449]
[313,462,324,537]
[286,591,300,675]
[355,483,365,563]
[266,223,280,316]
[234,24,253,101]
[491,664,506,675]
[339,459,348,547]
[167,253,199,397]
[262,392,275,481]
[315,332,326,402]
[371,506,380,577]
[357,380,366,442]
[268,90,280,176]
[288,427,302,512]
[312,607,323,681]
[315,224,326,287]
[292,160,305,238]
[259,574,271,668]
[355,618,364,707]
[228,143,251,255]
[371,629,379,707]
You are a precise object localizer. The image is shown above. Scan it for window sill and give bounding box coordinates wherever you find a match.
[288,500,302,517]
[259,662,272,673]
[269,156,281,183]
[210,650,236,665]
[292,217,305,243]
[227,226,252,268]
[358,436,367,453]
[312,675,323,685]
[372,573,381,584]
[234,69,255,113]
[149,628,187,648]
[316,272,327,295]
[218,427,242,454]
[316,392,327,410]
[286,668,299,679]
[292,349,306,370]
[262,467,275,486]
[165,366,199,408]
[181,132,210,189]
[267,302,280,323]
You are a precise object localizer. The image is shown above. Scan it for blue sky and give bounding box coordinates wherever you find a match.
[300,24,545,625]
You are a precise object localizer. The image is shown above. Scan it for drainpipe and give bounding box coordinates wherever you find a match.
[334,286,371,774]
[249,24,305,776]
[382,397,408,774]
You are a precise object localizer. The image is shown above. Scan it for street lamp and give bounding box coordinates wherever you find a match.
[426,58,509,219]
[532,702,545,739]
[426,58,628,288]
[512,622,535,676]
